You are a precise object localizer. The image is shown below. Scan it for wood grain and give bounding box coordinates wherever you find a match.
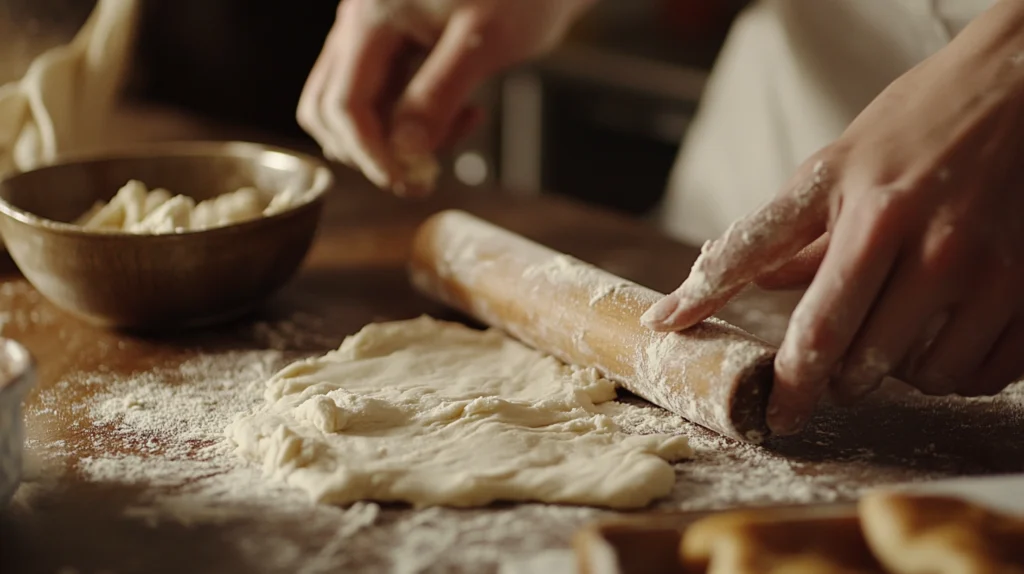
[0,108,1022,574]
[409,210,774,443]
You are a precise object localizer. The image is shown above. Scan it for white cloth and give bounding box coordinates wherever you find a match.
[0,0,139,177]
[659,0,995,245]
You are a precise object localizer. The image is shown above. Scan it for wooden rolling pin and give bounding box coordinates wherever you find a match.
[408,210,776,444]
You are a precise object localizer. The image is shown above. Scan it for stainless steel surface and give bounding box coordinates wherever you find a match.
[0,141,333,330]
[0,337,35,509]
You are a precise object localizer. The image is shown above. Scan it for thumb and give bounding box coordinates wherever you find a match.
[391,9,491,160]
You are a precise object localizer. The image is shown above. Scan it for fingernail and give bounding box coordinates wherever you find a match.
[641,294,681,328]
[392,120,430,156]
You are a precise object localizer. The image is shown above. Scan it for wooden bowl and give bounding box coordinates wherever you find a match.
[0,141,333,331]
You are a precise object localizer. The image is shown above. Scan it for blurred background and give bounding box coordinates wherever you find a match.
[1,0,750,218]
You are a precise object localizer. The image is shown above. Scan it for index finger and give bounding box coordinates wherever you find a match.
[642,158,834,331]
[322,4,407,188]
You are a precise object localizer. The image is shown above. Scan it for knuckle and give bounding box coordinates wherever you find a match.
[336,94,361,124]
[789,301,842,353]
[917,208,972,277]
[296,103,316,130]
[835,348,891,399]
[918,232,962,277]
[808,143,846,172]
[779,325,837,382]
[322,94,364,139]
[870,183,916,220]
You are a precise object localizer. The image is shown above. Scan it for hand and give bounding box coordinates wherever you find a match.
[297,0,593,196]
[641,0,1024,435]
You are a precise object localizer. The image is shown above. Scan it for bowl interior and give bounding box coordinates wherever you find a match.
[0,142,329,228]
[0,142,332,330]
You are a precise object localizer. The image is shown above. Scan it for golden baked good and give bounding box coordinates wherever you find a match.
[680,506,883,574]
[859,492,1024,574]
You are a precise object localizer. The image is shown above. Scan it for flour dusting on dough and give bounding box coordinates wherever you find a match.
[227,316,691,509]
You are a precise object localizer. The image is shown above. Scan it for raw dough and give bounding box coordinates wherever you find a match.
[226,316,692,509]
[395,149,440,192]
[859,492,1024,574]
[680,506,883,574]
[75,179,310,234]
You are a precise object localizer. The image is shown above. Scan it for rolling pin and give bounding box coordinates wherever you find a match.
[408,210,776,444]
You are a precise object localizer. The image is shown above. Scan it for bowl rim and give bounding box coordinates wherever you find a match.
[0,140,335,238]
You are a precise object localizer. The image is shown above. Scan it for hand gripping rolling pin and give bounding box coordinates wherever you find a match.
[408,210,776,443]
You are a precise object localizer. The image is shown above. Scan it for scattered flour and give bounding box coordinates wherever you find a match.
[14,298,1024,573]
[0,282,58,335]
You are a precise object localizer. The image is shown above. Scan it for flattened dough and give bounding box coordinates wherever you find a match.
[226,316,692,509]
[860,492,1024,574]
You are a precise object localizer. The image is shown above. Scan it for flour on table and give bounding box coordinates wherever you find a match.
[226,316,693,509]
[74,178,313,234]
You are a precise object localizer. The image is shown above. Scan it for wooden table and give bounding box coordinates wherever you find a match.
[2,115,1023,574]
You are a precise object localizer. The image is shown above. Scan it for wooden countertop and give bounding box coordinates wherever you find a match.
[2,111,1023,574]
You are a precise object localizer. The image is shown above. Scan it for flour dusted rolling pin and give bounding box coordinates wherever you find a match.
[408,210,776,443]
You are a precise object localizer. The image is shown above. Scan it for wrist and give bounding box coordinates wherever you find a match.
[959,0,1024,57]
[942,0,1024,93]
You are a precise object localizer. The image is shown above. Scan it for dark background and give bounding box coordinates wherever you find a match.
[131,0,340,141]
[3,0,749,215]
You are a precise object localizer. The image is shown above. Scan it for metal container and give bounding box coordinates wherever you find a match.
[0,337,35,509]
[0,141,333,331]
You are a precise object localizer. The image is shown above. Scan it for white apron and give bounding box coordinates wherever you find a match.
[659,0,996,244]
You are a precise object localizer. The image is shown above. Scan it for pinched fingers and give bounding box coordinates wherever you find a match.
[297,1,405,189]
[297,30,344,161]
[390,8,494,195]
[641,159,834,332]
[322,14,405,188]
[768,196,903,435]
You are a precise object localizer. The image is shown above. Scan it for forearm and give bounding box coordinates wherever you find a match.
[932,0,1024,104]
[956,0,1024,67]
